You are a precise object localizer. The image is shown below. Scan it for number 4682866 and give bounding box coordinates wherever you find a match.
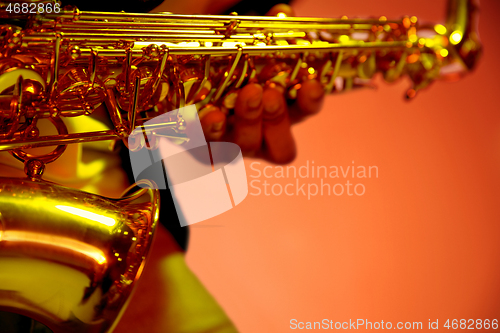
[6,2,61,14]
[444,319,499,330]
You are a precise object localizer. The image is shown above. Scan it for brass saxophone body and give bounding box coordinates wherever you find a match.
[0,0,481,153]
[0,176,159,333]
[0,0,481,331]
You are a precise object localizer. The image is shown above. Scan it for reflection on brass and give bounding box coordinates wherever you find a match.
[0,178,159,333]
[0,0,481,156]
[0,0,481,331]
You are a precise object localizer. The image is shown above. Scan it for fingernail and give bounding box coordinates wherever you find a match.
[212,121,224,131]
[247,94,262,109]
[264,99,280,113]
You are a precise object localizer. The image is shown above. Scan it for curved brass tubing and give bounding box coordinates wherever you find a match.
[0,178,160,333]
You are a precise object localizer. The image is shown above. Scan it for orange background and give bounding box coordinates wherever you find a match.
[186,0,500,331]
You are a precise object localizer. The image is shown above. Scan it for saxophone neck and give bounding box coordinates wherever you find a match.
[445,0,482,71]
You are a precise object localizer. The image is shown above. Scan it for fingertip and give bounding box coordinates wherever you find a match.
[264,127,297,164]
[297,79,325,115]
[270,145,297,164]
[262,87,296,164]
[235,83,263,120]
[262,87,286,119]
[200,107,226,141]
[233,84,264,152]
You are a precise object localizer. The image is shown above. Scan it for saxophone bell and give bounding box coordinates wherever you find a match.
[0,177,160,333]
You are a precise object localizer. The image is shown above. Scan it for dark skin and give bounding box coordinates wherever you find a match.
[201,78,325,164]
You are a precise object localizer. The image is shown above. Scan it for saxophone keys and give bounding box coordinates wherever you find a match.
[259,61,290,89]
[125,129,146,152]
[356,52,377,79]
[319,59,333,84]
[222,89,239,110]
[24,158,45,179]
[212,47,243,103]
[287,83,301,100]
[189,80,212,105]
[406,88,418,99]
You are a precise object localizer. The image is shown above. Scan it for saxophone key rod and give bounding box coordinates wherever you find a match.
[0,0,481,155]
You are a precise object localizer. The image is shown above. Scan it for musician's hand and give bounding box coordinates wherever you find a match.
[200,4,325,164]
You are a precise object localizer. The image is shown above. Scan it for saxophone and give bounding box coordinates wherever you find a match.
[0,0,481,331]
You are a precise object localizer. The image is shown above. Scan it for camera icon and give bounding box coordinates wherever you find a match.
[127,105,248,226]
